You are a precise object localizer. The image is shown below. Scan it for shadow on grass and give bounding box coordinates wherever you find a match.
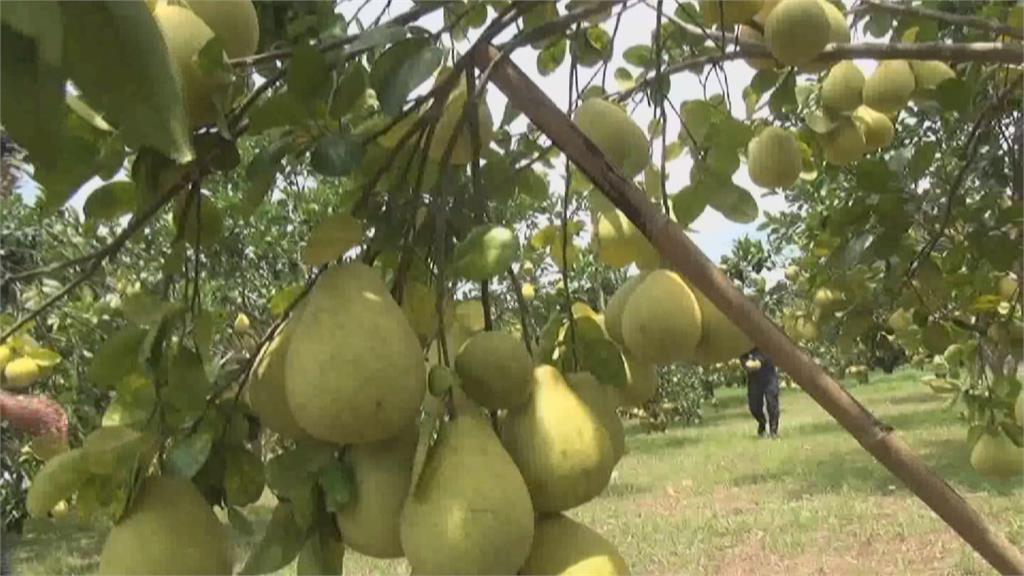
[6,518,105,575]
[782,401,947,438]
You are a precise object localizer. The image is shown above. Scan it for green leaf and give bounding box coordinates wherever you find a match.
[516,169,548,202]
[164,347,212,427]
[907,141,937,180]
[102,374,156,428]
[707,142,740,177]
[269,284,306,317]
[310,134,363,177]
[613,67,635,91]
[370,38,443,116]
[82,426,146,475]
[121,291,182,327]
[193,133,241,172]
[623,44,653,68]
[301,212,364,267]
[287,44,332,109]
[266,442,335,499]
[804,111,836,134]
[248,92,309,135]
[26,449,89,519]
[331,62,368,120]
[318,460,354,513]
[934,78,970,113]
[164,429,214,479]
[0,2,62,67]
[768,72,797,115]
[576,338,628,389]
[241,502,308,576]
[245,138,293,211]
[60,1,192,162]
[225,448,265,507]
[707,180,758,223]
[672,184,710,226]
[88,326,148,388]
[481,158,516,201]
[0,25,66,170]
[537,38,566,76]
[296,529,344,576]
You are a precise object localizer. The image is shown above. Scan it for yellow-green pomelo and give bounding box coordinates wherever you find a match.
[401,416,534,575]
[754,0,782,23]
[522,282,536,301]
[764,0,830,67]
[798,0,850,72]
[233,312,250,333]
[863,60,916,115]
[700,0,763,26]
[567,372,626,462]
[285,263,425,444]
[248,320,310,440]
[821,117,867,166]
[605,273,650,346]
[910,60,956,90]
[574,99,650,179]
[27,448,88,519]
[784,265,800,282]
[821,61,864,112]
[153,5,224,128]
[98,476,233,575]
[593,207,647,268]
[454,331,533,409]
[428,86,494,165]
[969,432,1024,479]
[620,270,702,365]
[692,289,754,365]
[455,299,486,334]
[520,514,630,576]
[852,105,894,150]
[616,354,658,407]
[0,346,11,370]
[336,424,417,558]
[501,365,615,512]
[747,126,801,189]
[185,0,259,58]
[402,281,443,342]
[738,25,775,70]
[3,357,41,390]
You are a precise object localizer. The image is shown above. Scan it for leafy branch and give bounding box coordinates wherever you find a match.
[853,0,1024,41]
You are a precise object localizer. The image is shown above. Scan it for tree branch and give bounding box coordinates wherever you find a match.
[854,0,1024,41]
[472,41,1024,576]
[615,41,1024,101]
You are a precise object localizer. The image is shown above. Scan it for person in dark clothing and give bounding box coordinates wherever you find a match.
[740,347,780,438]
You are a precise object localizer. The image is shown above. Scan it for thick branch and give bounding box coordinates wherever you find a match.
[472,42,1024,576]
[855,0,1024,41]
[616,41,1024,100]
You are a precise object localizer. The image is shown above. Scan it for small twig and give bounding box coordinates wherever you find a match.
[653,0,671,216]
[561,46,579,372]
[505,268,534,354]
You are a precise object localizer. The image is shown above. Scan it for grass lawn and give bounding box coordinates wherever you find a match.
[6,369,1023,575]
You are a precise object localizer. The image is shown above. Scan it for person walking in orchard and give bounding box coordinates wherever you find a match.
[740,347,780,439]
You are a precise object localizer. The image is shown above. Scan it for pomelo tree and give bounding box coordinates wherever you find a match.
[1,0,1022,573]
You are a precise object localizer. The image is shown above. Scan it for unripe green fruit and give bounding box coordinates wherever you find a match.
[454,331,533,410]
[784,265,800,282]
[453,224,519,282]
[233,312,250,333]
[617,353,658,407]
[153,4,225,128]
[185,0,259,59]
[520,515,630,576]
[620,269,702,365]
[997,274,1018,301]
[852,105,895,150]
[3,357,41,390]
[910,60,956,90]
[821,61,864,112]
[821,118,867,166]
[765,0,831,67]
[521,282,536,302]
[700,0,763,26]
[747,126,802,189]
[0,346,11,370]
[863,60,916,115]
[970,432,1023,479]
[567,372,626,463]
[98,476,233,575]
[574,98,650,179]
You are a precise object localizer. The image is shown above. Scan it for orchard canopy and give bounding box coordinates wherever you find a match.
[0,0,1023,574]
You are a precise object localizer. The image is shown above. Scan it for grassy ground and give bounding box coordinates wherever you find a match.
[6,369,1023,575]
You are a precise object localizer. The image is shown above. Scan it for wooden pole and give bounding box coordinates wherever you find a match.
[472,43,1024,575]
